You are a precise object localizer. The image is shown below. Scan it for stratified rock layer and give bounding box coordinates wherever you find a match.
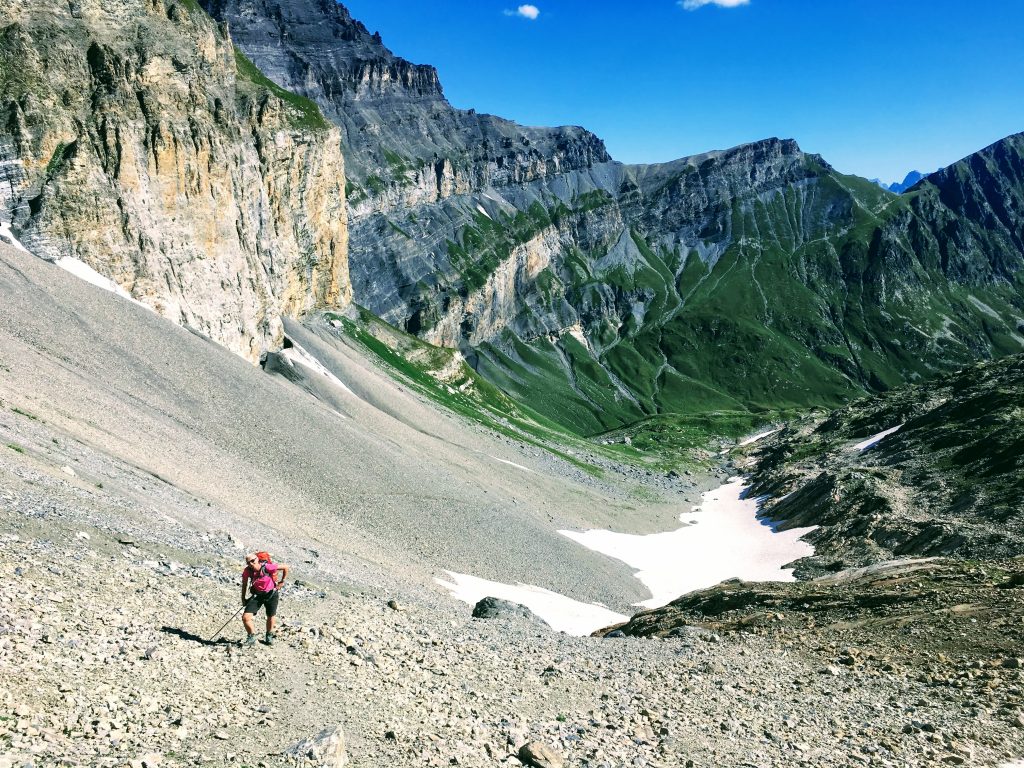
[206,0,1024,433]
[0,0,350,361]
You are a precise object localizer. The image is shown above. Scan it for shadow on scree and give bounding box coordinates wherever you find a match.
[160,626,236,647]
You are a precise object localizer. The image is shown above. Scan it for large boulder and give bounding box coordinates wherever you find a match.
[518,741,563,768]
[285,726,347,767]
[472,597,546,626]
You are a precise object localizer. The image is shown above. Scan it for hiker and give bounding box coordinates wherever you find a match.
[241,552,289,646]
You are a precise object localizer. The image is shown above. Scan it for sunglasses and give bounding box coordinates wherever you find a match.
[246,558,258,565]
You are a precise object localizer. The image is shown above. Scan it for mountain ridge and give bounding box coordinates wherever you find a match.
[202,0,1024,437]
[3,0,1022,435]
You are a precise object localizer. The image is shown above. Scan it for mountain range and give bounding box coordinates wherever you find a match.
[198,0,1024,442]
[2,0,1023,443]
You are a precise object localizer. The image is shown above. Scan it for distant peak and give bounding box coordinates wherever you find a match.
[882,170,928,194]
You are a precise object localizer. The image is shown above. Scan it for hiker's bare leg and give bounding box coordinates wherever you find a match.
[266,615,276,634]
[243,612,256,635]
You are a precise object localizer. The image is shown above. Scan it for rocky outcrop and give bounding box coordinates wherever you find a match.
[597,557,1024,642]
[518,741,564,768]
[471,597,546,626]
[0,0,350,361]
[745,353,1024,576]
[286,726,348,767]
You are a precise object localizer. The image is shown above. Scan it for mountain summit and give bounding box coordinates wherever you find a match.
[876,170,929,193]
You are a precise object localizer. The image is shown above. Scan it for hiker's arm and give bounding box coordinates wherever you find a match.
[275,564,288,587]
[241,571,249,604]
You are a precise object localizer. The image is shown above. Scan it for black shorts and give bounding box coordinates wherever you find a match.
[244,590,279,618]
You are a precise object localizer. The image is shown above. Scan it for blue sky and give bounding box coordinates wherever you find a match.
[342,0,1024,183]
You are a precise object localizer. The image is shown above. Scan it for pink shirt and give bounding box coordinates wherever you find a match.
[244,562,278,594]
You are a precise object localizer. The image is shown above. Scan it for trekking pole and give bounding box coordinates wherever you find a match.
[208,605,245,643]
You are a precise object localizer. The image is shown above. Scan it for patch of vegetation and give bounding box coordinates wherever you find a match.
[345,180,367,206]
[45,142,69,176]
[573,189,614,213]
[7,444,24,454]
[382,148,412,174]
[174,0,205,16]
[324,308,610,476]
[446,201,555,293]
[387,220,412,239]
[232,47,330,132]
[11,407,38,421]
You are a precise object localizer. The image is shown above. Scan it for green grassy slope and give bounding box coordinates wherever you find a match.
[464,150,1024,443]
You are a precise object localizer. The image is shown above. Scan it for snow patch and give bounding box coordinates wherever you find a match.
[738,427,781,447]
[280,341,353,395]
[0,220,30,253]
[54,257,154,311]
[435,571,627,636]
[852,424,905,452]
[475,204,492,220]
[560,477,817,609]
[487,455,533,473]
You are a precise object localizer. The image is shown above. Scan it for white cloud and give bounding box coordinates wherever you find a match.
[504,4,540,19]
[680,0,750,10]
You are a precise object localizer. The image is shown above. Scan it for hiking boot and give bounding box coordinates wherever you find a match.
[243,633,257,647]
[264,632,275,646]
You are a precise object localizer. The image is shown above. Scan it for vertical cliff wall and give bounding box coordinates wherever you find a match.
[0,0,350,361]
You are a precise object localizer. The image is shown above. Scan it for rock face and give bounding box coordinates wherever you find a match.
[745,353,1024,576]
[199,0,611,367]
[206,0,1024,433]
[199,0,609,208]
[0,0,350,361]
[903,132,1024,280]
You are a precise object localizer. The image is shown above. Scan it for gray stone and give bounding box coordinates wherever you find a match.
[286,726,347,767]
[472,597,541,624]
[518,741,563,768]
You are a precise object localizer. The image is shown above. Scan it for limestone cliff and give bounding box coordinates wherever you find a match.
[199,0,609,342]
[0,0,350,361]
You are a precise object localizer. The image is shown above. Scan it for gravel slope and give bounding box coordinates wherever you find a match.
[0,243,653,610]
